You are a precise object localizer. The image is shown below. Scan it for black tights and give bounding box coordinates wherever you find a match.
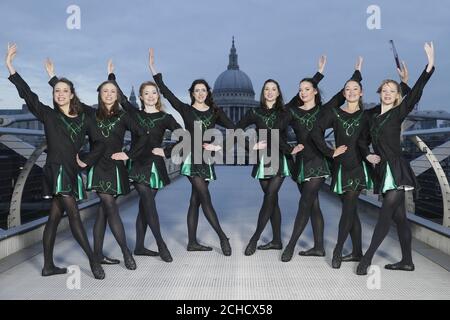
[186,176,227,242]
[259,180,282,244]
[43,195,96,269]
[249,175,285,242]
[335,191,363,255]
[93,193,130,259]
[285,178,325,250]
[134,183,165,249]
[363,190,412,264]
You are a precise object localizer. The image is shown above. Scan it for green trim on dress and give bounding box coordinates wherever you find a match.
[55,165,84,200]
[382,162,398,193]
[333,164,343,194]
[362,161,374,190]
[150,162,165,189]
[255,155,290,180]
[115,165,123,195]
[180,153,215,181]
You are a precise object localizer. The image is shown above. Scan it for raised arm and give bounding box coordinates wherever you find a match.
[399,42,435,119]
[45,58,95,114]
[285,55,326,108]
[323,57,363,109]
[148,48,188,116]
[107,60,138,115]
[6,44,51,122]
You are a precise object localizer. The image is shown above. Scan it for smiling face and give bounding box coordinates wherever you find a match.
[140,84,160,107]
[299,81,317,104]
[343,80,363,103]
[53,82,74,107]
[263,81,280,105]
[100,83,118,107]
[380,82,401,106]
[192,83,208,104]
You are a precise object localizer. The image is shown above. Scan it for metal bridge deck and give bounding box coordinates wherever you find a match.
[0,166,449,300]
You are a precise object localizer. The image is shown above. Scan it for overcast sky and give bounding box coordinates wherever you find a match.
[0,0,449,121]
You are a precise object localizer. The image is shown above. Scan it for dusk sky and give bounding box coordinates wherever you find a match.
[1,0,449,121]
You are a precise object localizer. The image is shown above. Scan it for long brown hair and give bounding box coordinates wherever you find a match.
[53,78,83,116]
[377,80,403,107]
[344,79,364,109]
[260,79,285,111]
[298,78,322,106]
[189,79,219,114]
[139,81,163,111]
[96,81,122,120]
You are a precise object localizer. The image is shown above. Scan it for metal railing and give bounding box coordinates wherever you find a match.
[322,126,450,229]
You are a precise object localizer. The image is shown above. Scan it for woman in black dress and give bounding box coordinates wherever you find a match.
[237,78,303,256]
[149,49,234,256]
[281,58,363,262]
[85,79,147,270]
[357,42,435,275]
[310,58,374,268]
[107,60,182,262]
[6,44,105,279]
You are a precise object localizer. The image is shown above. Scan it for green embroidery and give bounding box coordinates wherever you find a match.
[342,178,363,191]
[97,112,125,138]
[136,113,166,130]
[55,165,84,200]
[333,109,363,137]
[87,165,124,194]
[370,112,392,142]
[58,113,85,142]
[253,109,277,129]
[255,155,290,179]
[290,107,320,131]
[193,110,215,131]
[181,153,215,181]
[333,162,373,194]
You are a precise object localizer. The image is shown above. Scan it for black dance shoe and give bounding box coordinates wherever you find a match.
[341,252,363,262]
[331,249,342,269]
[134,247,159,257]
[257,241,283,250]
[356,258,371,276]
[385,262,415,271]
[298,247,326,257]
[90,261,105,280]
[100,256,120,265]
[158,243,173,263]
[41,266,67,277]
[187,242,213,251]
[244,239,258,256]
[123,249,137,270]
[281,246,295,262]
[220,238,232,256]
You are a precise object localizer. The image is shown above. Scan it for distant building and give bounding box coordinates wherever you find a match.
[213,38,259,123]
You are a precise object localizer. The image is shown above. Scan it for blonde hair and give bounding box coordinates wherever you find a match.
[377,80,403,107]
[139,82,163,111]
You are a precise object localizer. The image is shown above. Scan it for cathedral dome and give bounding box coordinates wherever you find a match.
[213,38,257,104]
